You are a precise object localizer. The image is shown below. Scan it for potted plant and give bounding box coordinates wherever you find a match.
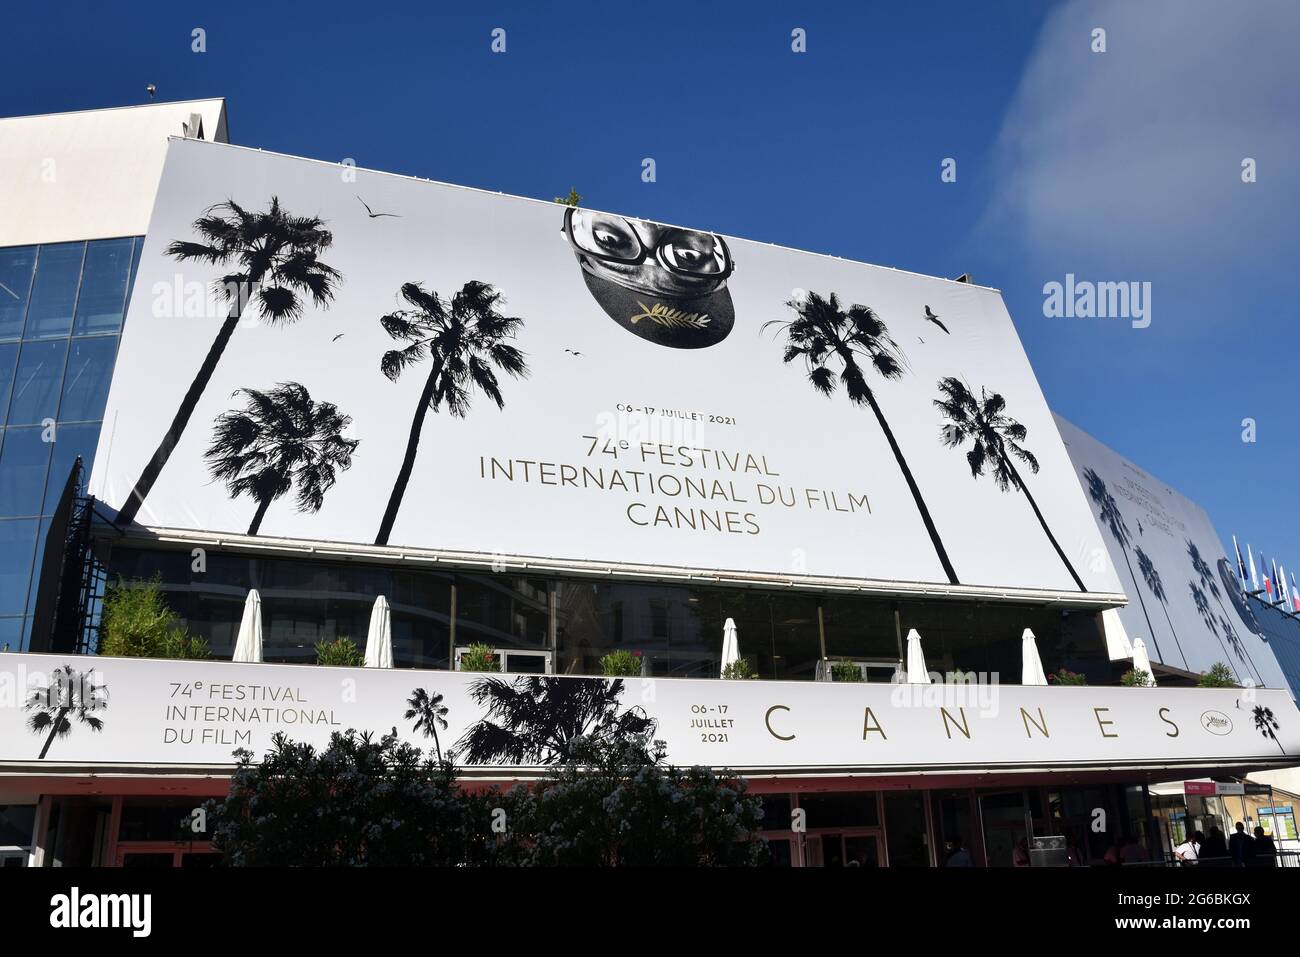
[459,643,500,672]
[830,660,864,683]
[722,659,758,680]
[99,576,211,660]
[1197,663,1237,688]
[600,649,644,677]
[315,636,363,667]
[1048,668,1088,686]
[1120,668,1154,688]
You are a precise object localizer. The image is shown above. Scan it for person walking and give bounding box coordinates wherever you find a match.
[944,835,974,867]
[1228,822,1255,867]
[1251,826,1277,868]
[1120,833,1150,864]
[1174,830,1203,865]
[1201,826,1229,866]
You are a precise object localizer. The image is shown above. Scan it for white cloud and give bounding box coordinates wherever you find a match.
[982,0,1300,270]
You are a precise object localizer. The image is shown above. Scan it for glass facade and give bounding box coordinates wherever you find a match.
[1247,594,1300,701]
[102,544,1113,682]
[0,238,142,650]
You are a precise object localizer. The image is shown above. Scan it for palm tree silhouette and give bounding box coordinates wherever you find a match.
[1134,546,1189,669]
[404,687,449,762]
[935,378,1085,590]
[1189,540,1262,685]
[116,198,342,526]
[1253,705,1286,754]
[25,665,108,759]
[1082,469,1162,659]
[454,675,655,766]
[374,281,528,546]
[205,383,358,536]
[765,291,958,583]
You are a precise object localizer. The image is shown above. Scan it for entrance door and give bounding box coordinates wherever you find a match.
[804,830,884,867]
[979,790,1032,868]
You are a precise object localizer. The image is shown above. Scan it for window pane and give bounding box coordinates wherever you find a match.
[74,239,134,334]
[58,336,117,421]
[0,428,53,517]
[127,237,144,302]
[45,422,99,509]
[0,246,37,340]
[0,519,39,616]
[7,339,68,425]
[0,342,18,424]
[25,243,85,339]
[456,574,549,651]
[0,616,23,652]
[28,518,52,614]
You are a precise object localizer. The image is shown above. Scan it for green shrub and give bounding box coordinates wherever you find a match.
[1121,668,1154,688]
[99,576,210,659]
[721,658,758,680]
[1049,668,1089,686]
[315,636,363,667]
[459,643,500,672]
[1197,663,1237,688]
[600,649,643,677]
[830,660,864,682]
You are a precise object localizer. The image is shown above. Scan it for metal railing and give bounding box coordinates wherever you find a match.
[1123,849,1300,868]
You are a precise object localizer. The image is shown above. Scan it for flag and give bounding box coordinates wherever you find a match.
[1292,572,1300,612]
[1272,559,1283,603]
[1233,536,1247,591]
[1262,556,1273,597]
[1248,543,1260,591]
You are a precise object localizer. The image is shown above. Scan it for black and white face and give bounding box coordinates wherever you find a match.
[563,207,736,349]
[565,209,731,296]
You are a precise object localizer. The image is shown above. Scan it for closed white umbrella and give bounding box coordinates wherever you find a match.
[364,595,393,669]
[720,618,739,677]
[905,628,932,684]
[1021,628,1048,686]
[232,589,263,663]
[1131,638,1156,687]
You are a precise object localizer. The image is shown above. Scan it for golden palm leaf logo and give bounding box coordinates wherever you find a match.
[631,301,711,329]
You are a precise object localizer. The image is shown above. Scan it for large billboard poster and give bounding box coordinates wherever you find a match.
[1056,416,1290,690]
[91,139,1124,599]
[1,653,1294,775]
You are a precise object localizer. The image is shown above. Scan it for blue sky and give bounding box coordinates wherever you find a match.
[4,0,1298,570]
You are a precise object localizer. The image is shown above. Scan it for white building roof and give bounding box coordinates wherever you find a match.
[0,98,228,246]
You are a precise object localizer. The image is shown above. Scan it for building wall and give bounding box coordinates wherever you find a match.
[0,99,230,650]
[0,99,227,247]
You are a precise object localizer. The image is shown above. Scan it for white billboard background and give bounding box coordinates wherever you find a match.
[91,139,1124,597]
[1,653,1294,773]
[1057,416,1289,690]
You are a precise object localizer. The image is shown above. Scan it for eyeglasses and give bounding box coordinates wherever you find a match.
[563,207,733,281]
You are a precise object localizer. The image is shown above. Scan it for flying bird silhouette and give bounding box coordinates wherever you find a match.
[332,334,345,342]
[357,195,400,218]
[564,349,583,357]
[923,305,950,335]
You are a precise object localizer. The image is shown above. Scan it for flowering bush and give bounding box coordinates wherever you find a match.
[1048,668,1088,686]
[459,643,499,672]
